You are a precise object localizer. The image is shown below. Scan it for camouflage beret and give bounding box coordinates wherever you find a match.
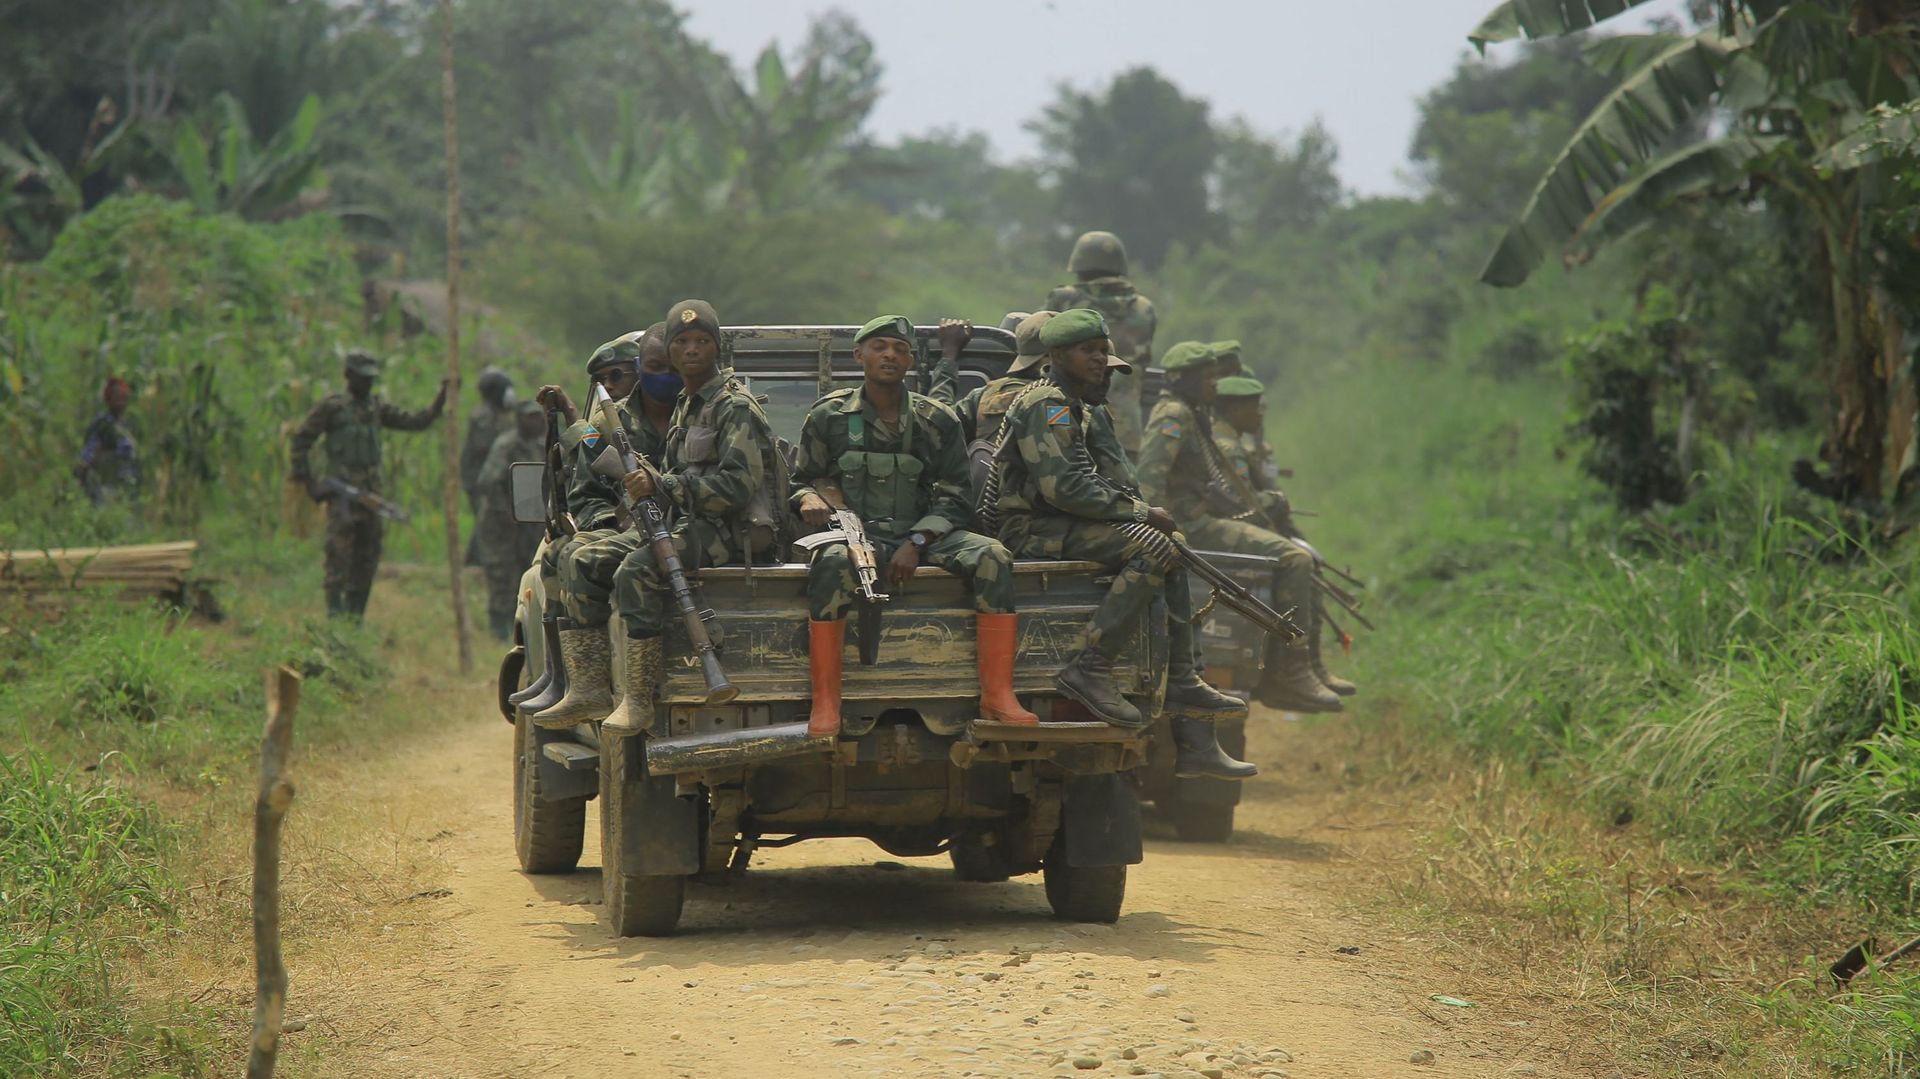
[344,349,382,377]
[1040,308,1110,349]
[587,331,646,375]
[1216,375,1265,398]
[1210,340,1243,360]
[665,299,720,346]
[1160,341,1216,374]
[855,314,913,345]
[1008,311,1058,373]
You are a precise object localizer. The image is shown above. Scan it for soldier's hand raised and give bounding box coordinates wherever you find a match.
[624,468,655,501]
[798,491,831,527]
[1146,506,1177,533]
[885,541,921,592]
[937,318,973,354]
[537,384,578,425]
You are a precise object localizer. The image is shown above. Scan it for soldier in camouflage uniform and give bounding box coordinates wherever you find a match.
[476,399,546,640]
[995,309,1253,779]
[1216,375,1355,697]
[792,314,1037,738]
[75,377,138,504]
[1138,350,1341,713]
[288,349,447,620]
[511,330,654,713]
[1044,231,1157,454]
[460,367,516,566]
[540,301,784,736]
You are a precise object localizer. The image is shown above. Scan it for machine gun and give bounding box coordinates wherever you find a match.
[1111,521,1304,643]
[586,385,737,705]
[791,480,889,666]
[318,477,410,522]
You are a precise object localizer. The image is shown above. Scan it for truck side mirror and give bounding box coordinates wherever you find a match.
[508,461,547,525]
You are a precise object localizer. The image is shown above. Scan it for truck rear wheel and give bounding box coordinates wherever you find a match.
[1042,833,1126,923]
[514,708,586,874]
[1165,801,1237,843]
[599,733,686,937]
[949,829,1012,883]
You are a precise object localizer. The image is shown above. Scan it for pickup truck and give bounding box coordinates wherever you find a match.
[497,325,1171,937]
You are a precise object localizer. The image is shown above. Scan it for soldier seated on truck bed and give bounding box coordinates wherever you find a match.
[791,314,1039,739]
[538,299,783,736]
[995,309,1257,780]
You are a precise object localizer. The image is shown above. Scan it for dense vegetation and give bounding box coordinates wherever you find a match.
[4,0,1919,1072]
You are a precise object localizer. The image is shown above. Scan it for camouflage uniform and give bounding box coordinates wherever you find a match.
[476,419,545,639]
[76,410,138,503]
[550,396,672,627]
[790,386,1013,619]
[461,400,514,564]
[288,388,440,612]
[1044,233,1156,453]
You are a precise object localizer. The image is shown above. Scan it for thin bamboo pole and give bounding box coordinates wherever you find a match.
[440,0,473,674]
[246,666,301,1079]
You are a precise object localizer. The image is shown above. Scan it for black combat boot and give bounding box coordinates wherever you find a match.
[1172,717,1258,780]
[1164,614,1248,720]
[325,589,348,618]
[1309,608,1358,697]
[1054,647,1145,728]
[508,608,562,707]
[347,589,372,622]
[516,616,572,714]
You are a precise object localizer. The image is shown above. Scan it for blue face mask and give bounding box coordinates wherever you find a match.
[639,369,683,402]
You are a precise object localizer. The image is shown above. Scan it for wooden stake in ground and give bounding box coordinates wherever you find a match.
[440,0,473,674]
[247,666,302,1079]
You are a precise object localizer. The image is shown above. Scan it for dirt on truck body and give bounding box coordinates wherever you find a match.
[501,325,1195,936]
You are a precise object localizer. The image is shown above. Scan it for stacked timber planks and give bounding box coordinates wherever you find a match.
[1,541,199,601]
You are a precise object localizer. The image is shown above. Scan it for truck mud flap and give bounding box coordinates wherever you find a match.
[645,721,822,777]
[615,737,701,877]
[1062,772,1143,867]
[533,728,598,802]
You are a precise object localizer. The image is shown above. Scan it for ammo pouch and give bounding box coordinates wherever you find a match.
[837,448,923,530]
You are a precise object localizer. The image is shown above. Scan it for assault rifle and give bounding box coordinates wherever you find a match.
[586,385,737,705]
[318,477,410,522]
[542,406,577,540]
[1169,531,1306,644]
[792,479,888,665]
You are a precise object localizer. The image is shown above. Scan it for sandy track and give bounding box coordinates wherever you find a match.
[279,703,1580,1079]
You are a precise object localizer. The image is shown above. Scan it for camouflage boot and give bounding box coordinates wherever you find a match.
[1054,647,1144,729]
[1172,717,1258,781]
[1310,610,1358,697]
[600,635,661,738]
[533,627,615,729]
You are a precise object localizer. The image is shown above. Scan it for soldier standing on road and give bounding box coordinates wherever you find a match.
[1137,349,1341,714]
[1044,231,1157,454]
[75,376,138,504]
[539,301,783,736]
[994,309,1252,778]
[791,315,1038,738]
[1214,375,1356,699]
[288,349,447,621]
[476,399,547,641]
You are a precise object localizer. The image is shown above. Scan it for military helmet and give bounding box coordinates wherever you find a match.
[477,366,512,401]
[1068,230,1129,278]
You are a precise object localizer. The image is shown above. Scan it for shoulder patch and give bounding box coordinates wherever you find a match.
[1158,419,1184,439]
[1046,404,1073,427]
[582,424,603,450]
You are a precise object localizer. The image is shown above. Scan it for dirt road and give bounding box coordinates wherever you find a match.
[272,701,1583,1079]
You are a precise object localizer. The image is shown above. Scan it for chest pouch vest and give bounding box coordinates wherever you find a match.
[839,411,924,532]
[327,400,383,477]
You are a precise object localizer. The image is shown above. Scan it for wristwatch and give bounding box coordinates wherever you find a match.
[909,531,931,550]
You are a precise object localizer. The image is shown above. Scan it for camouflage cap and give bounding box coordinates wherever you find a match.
[855,314,913,345]
[1160,341,1217,374]
[344,349,382,377]
[1068,230,1129,277]
[1216,375,1265,398]
[1039,308,1110,349]
[586,331,647,375]
[1008,311,1058,373]
[998,311,1031,333]
[665,299,720,347]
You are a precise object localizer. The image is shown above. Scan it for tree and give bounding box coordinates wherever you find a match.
[1029,67,1221,271]
[1470,0,1920,512]
[1215,119,1343,241]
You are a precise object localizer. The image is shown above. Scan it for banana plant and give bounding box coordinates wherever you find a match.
[166,91,325,219]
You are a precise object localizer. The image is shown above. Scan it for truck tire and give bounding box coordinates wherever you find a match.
[599,733,686,937]
[1165,801,1237,843]
[948,829,1012,883]
[513,709,586,874]
[1041,832,1126,923]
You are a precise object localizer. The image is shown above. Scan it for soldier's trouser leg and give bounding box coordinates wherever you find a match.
[323,504,356,616]
[559,530,643,628]
[612,520,732,640]
[515,532,602,711]
[1185,517,1335,711]
[537,529,636,726]
[805,542,860,623]
[340,509,384,621]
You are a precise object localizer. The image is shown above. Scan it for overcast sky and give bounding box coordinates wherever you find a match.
[683,0,1689,197]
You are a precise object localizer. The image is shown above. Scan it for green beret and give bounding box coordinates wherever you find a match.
[1210,340,1242,360]
[1216,375,1265,398]
[586,331,646,375]
[1160,341,1216,374]
[855,314,913,345]
[1009,311,1058,373]
[665,299,720,346]
[1040,308,1110,349]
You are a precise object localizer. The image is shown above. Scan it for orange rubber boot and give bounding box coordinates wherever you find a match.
[807,619,845,738]
[976,613,1039,725]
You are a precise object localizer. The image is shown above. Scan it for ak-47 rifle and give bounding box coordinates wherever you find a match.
[792,480,888,665]
[542,406,577,541]
[319,477,410,522]
[1293,538,1375,632]
[586,385,737,705]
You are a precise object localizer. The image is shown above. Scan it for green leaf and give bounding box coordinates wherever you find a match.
[1571,134,1784,258]
[1821,102,1920,171]
[1479,31,1738,286]
[172,126,216,211]
[283,94,322,157]
[1470,0,1665,51]
[754,45,788,107]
